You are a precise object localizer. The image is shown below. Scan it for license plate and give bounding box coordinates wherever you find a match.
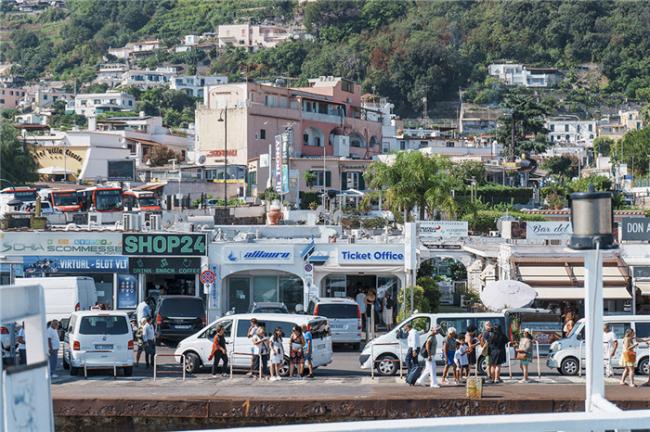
[175,325,191,329]
[95,344,113,350]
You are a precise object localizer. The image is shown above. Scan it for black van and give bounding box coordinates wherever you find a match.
[154,296,206,344]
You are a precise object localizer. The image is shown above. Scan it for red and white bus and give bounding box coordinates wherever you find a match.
[123,190,162,212]
[39,188,82,212]
[79,186,123,212]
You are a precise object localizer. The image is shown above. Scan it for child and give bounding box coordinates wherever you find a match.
[457,340,469,379]
[270,327,284,381]
[453,341,463,384]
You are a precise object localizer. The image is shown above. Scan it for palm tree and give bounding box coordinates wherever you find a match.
[365,152,459,221]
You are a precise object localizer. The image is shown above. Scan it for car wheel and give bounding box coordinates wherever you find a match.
[557,367,564,375]
[477,356,488,375]
[375,354,398,376]
[637,357,649,376]
[123,366,133,377]
[184,352,200,374]
[560,357,580,376]
[277,356,291,377]
[70,366,80,376]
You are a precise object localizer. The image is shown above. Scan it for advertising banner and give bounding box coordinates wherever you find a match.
[116,274,138,309]
[621,217,650,241]
[274,135,283,194]
[122,233,207,256]
[338,245,405,265]
[525,222,572,240]
[23,256,128,275]
[418,221,469,239]
[0,232,122,256]
[224,246,295,265]
[128,257,201,275]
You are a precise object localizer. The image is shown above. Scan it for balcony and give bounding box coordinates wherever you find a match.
[302,111,344,124]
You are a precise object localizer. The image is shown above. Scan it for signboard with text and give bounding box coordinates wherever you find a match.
[525,222,572,240]
[418,221,468,239]
[224,246,295,265]
[116,274,138,309]
[128,257,201,275]
[23,256,128,275]
[107,159,136,181]
[122,233,207,256]
[633,266,650,279]
[621,218,650,241]
[338,245,405,265]
[0,232,122,256]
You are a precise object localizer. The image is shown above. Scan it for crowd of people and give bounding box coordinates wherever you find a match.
[355,288,395,333]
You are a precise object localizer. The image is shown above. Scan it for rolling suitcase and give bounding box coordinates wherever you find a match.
[406,365,423,386]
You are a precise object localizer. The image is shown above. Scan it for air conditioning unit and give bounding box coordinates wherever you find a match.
[149,214,161,231]
[88,212,102,227]
[122,212,142,231]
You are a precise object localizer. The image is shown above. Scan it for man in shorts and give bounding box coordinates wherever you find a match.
[480,321,494,379]
[302,324,314,378]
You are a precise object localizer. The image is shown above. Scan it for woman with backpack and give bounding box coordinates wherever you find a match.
[415,325,440,388]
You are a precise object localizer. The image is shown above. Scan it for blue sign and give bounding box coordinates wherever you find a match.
[23,256,129,275]
[117,274,138,309]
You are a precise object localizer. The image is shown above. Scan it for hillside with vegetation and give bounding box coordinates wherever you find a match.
[2,0,650,118]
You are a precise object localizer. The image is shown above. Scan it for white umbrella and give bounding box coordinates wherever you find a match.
[480,280,537,311]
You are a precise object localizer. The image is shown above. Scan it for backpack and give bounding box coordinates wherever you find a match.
[419,335,434,359]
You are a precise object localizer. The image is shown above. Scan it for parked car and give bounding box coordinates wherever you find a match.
[14,277,97,322]
[547,315,650,376]
[248,302,289,314]
[154,296,206,344]
[62,311,134,376]
[174,313,333,375]
[307,297,362,349]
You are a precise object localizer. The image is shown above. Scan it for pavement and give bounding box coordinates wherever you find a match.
[51,345,650,431]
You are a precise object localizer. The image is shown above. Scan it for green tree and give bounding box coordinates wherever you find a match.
[543,155,579,179]
[451,160,487,185]
[612,127,650,176]
[498,89,549,160]
[364,152,459,221]
[593,137,615,157]
[1,122,39,184]
[147,145,179,167]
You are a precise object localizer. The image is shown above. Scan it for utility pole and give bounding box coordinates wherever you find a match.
[218,107,228,208]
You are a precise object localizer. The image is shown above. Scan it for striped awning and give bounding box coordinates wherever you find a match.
[534,287,631,300]
[636,282,650,296]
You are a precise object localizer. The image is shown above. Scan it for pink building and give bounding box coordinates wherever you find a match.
[0,86,26,109]
[195,77,383,201]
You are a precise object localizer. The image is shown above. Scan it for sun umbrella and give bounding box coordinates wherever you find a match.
[480,280,537,311]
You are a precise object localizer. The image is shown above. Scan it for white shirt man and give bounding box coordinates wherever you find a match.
[356,292,367,314]
[136,301,151,325]
[47,321,60,378]
[142,320,155,343]
[603,325,618,377]
[407,326,419,350]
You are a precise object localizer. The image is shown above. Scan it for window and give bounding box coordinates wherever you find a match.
[79,316,129,335]
[316,304,359,319]
[400,141,406,150]
[635,322,650,339]
[588,124,593,132]
[437,318,472,336]
[610,322,632,338]
[202,319,232,339]
[566,134,570,141]
[43,95,48,100]
[253,276,277,303]
[259,129,266,139]
[476,317,506,334]
[550,124,555,132]
[419,141,428,148]
[279,276,303,313]
[94,99,100,104]
[577,125,581,133]
[128,100,133,106]
[402,316,431,333]
[341,79,354,93]
[313,171,331,187]
[564,124,569,132]
[236,320,251,337]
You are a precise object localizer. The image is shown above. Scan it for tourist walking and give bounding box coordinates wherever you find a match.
[454,339,469,382]
[302,324,314,378]
[270,327,284,381]
[517,329,533,383]
[603,324,618,377]
[465,325,479,373]
[246,318,259,377]
[480,321,494,379]
[289,326,305,378]
[252,326,269,379]
[382,292,394,331]
[47,320,60,378]
[142,317,156,369]
[620,328,638,387]
[416,325,440,388]
[208,325,229,377]
[441,327,457,385]
[136,298,152,325]
[405,324,419,372]
[488,324,509,383]
[365,289,377,335]
[356,287,366,330]
[135,318,146,367]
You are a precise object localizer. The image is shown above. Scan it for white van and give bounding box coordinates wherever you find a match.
[307,297,362,349]
[62,311,134,376]
[547,315,650,376]
[14,277,97,322]
[360,312,511,376]
[174,313,333,375]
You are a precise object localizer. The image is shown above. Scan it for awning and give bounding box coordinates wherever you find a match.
[636,282,650,296]
[308,255,329,264]
[516,263,629,288]
[534,287,631,300]
[316,265,405,275]
[37,166,73,175]
[518,266,570,284]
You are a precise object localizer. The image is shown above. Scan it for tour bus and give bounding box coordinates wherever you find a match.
[122,190,162,212]
[39,188,82,212]
[79,186,123,212]
[0,186,38,215]
[547,315,650,376]
[359,308,557,376]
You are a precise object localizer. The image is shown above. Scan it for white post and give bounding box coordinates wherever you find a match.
[584,248,604,412]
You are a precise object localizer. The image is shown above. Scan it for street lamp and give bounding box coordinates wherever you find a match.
[218,108,228,209]
[568,189,617,413]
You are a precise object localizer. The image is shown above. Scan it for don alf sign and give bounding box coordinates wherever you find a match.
[621,218,650,241]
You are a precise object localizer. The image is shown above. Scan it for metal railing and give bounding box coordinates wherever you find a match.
[369,342,403,380]
[81,350,117,379]
[507,341,541,380]
[229,352,262,380]
[153,353,186,381]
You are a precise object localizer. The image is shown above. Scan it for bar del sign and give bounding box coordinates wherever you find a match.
[122,233,207,256]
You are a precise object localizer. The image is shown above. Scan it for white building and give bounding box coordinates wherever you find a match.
[546,115,597,146]
[95,63,129,87]
[73,92,135,116]
[361,96,397,154]
[488,63,561,87]
[217,24,293,51]
[170,75,228,98]
[120,67,179,89]
[108,40,161,60]
[23,83,75,110]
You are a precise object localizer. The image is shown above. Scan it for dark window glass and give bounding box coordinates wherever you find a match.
[310,319,329,339]
[316,304,358,319]
[79,316,129,335]
[634,322,650,339]
[158,298,204,317]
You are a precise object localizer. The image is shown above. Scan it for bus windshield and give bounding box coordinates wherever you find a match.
[13,191,37,201]
[138,196,159,207]
[95,190,122,211]
[53,193,79,206]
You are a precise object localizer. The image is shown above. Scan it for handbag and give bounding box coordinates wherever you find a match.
[622,350,636,364]
[515,351,527,361]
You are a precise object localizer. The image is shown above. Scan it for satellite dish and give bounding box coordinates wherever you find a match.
[480,280,536,311]
[198,155,206,165]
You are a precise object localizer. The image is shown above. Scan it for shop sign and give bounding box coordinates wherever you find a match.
[621,218,650,241]
[338,245,404,265]
[633,266,650,279]
[116,274,138,309]
[23,256,128,275]
[128,257,202,275]
[0,232,122,256]
[224,247,295,264]
[122,233,207,256]
[418,221,468,239]
[526,222,572,240]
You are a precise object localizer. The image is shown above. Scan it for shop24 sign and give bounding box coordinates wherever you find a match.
[122,234,207,256]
